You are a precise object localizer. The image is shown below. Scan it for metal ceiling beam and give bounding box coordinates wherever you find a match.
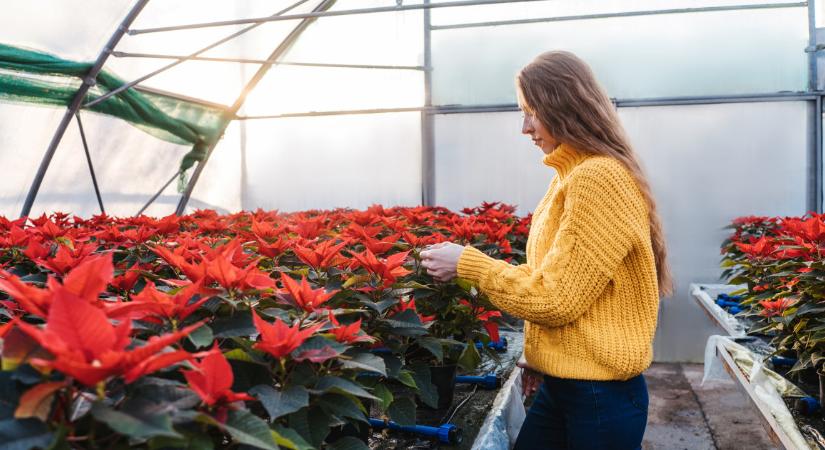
[84,0,312,109]
[175,0,339,215]
[237,107,426,119]
[112,51,424,71]
[20,0,150,218]
[128,0,547,35]
[430,2,806,31]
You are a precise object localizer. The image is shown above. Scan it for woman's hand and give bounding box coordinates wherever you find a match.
[517,356,543,397]
[419,242,465,282]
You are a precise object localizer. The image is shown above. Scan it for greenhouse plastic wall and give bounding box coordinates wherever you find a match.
[434,101,809,362]
[241,112,423,212]
[22,110,196,218]
[430,4,808,105]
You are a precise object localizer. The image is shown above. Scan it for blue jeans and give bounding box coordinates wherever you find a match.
[513,374,648,450]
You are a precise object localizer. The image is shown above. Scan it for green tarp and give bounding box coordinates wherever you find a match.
[0,43,230,173]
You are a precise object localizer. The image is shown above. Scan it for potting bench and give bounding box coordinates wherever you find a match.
[690,283,747,337]
[693,283,817,449]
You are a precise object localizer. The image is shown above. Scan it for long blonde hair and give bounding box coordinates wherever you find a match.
[517,51,673,297]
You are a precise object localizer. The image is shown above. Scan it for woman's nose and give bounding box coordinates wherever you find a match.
[521,117,534,135]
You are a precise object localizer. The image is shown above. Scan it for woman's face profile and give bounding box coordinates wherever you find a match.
[521,109,559,155]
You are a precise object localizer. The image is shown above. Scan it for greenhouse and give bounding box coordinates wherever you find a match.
[0,0,823,449]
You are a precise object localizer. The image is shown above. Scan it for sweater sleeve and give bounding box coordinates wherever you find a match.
[456,161,645,327]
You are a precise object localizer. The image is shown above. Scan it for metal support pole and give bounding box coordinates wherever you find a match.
[111,51,425,71]
[84,0,312,109]
[76,113,105,215]
[137,170,181,216]
[430,2,806,31]
[128,0,547,35]
[809,0,819,91]
[175,0,338,215]
[422,0,435,206]
[20,0,150,218]
[816,95,823,212]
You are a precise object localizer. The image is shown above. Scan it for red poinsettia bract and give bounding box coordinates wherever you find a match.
[252,311,320,359]
[279,274,337,313]
[183,344,253,407]
[15,286,199,386]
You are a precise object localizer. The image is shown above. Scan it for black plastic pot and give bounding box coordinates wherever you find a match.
[428,364,457,410]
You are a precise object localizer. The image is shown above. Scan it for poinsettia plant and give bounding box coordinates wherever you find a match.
[721,213,825,377]
[0,203,528,449]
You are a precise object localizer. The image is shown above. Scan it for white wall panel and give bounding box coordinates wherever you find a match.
[434,112,555,215]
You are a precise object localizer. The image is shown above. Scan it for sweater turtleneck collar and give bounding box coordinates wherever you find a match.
[542,143,589,179]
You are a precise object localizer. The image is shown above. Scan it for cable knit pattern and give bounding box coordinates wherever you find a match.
[457,143,659,381]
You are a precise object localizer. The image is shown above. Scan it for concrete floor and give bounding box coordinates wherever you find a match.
[642,363,777,450]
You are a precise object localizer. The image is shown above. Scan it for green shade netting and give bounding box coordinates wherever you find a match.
[0,43,230,173]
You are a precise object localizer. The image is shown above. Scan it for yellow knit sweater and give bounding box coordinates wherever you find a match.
[457,143,660,381]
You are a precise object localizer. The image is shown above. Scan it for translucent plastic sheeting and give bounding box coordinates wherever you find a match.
[241,112,422,212]
[0,103,64,218]
[626,101,809,362]
[243,66,423,115]
[285,0,424,67]
[431,7,807,104]
[0,0,133,61]
[186,121,243,215]
[430,0,805,26]
[434,112,554,216]
[22,110,194,219]
[435,101,809,362]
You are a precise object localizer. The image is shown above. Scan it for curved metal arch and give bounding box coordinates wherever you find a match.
[19,0,151,218]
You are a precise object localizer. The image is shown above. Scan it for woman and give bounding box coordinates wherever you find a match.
[419,51,671,450]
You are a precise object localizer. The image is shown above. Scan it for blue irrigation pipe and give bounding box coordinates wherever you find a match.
[368,418,462,445]
[455,373,500,390]
[770,356,798,367]
[475,337,508,352]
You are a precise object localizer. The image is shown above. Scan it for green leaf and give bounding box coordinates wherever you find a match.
[187,325,213,349]
[315,377,378,401]
[250,385,309,422]
[222,409,278,450]
[223,348,258,364]
[211,312,255,338]
[372,383,394,411]
[409,365,439,409]
[388,397,416,426]
[415,337,443,363]
[0,418,54,450]
[340,352,386,376]
[454,278,475,292]
[318,394,368,423]
[91,403,181,440]
[395,371,417,389]
[272,425,313,450]
[326,436,370,450]
[457,340,481,371]
[286,407,329,448]
[148,433,214,450]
